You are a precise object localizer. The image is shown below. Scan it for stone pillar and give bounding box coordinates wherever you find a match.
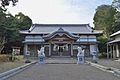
[49,44,51,56]
[71,43,73,56]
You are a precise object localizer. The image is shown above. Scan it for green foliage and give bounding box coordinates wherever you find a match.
[7,12,32,43]
[114,11,120,32]
[93,5,116,38]
[0,9,32,53]
[0,0,18,11]
[97,36,108,53]
[0,8,8,52]
[98,52,107,58]
[112,0,120,32]
[94,3,120,54]
[112,0,120,10]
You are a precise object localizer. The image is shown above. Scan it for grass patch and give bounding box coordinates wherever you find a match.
[0,55,25,73]
[0,54,9,62]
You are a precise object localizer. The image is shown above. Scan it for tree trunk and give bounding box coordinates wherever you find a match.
[0,36,6,53]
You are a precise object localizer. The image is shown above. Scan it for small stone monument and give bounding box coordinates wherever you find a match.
[77,47,85,64]
[38,47,45,64]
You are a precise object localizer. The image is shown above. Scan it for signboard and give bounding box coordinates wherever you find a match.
[12,47,20,55]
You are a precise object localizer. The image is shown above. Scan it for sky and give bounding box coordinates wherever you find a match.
[7,0,112,27]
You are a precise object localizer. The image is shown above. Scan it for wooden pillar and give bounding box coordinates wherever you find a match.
[33,44,36,57]
[118,44,120,58]
[113,45,116,59]
[71,43,73,56]
[24,43,28,56]
[49,44,51,56]
[107,43,109,59]
[110,45,112,59]
[116,44,119,58]
[96,44,99,58]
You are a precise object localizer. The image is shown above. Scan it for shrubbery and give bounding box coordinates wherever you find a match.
[0,54,9,62]
[98,52,107,58]
[0,54,23,62]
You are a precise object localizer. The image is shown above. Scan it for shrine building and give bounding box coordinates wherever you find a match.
[20,24,102,58]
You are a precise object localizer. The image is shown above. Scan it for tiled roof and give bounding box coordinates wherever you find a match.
[23,36,45,43]
[20,24,102,35]
[110,30,120,37]
[43,27,79,40]
[108,39,120,44]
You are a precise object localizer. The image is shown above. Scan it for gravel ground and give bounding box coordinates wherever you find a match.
[7,64,119,80]
[0,61,25,73]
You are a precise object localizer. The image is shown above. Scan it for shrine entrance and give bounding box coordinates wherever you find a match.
[51,44,71,56]
[43,27,79,57]
[58,45,64,56]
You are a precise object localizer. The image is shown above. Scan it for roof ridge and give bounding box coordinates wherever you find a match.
[28,24,35,32]
[110,30,120,37]
[33,23,89,27]
[58,27,64,31]
[86,24,93,32]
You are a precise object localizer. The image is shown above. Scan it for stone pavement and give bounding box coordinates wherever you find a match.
[97,59,120,69]
[7,64,119,80]
[45,58,77,64]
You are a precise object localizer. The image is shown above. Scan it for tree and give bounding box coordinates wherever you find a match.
[112,0,120,10]
[0,10,32,53]
[0,0,18,45]
[114,11,120,32]
[93,5,117,57]
[15,12,32,30]
[0,0,18,11]
[0,7,8,53]
[93,5,116,38]
[112,0,120,32]
[6,12,32,43]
